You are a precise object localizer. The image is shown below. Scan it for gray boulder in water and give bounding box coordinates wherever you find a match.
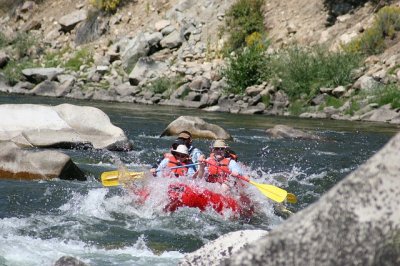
[160,116,231,140]
[0,103,132,151]
[0,142,85,181]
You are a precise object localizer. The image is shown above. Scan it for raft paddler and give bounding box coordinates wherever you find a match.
[175,131,204,167]
[150,131,204,176]
[155,144,204,178]
[201,139,246,185]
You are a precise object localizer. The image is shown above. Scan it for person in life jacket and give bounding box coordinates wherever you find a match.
[175,131,204,168]
[155,144,203,178]
[202,139,245,184]
[150,131,204,176]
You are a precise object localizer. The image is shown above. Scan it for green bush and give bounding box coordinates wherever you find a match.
[90,0,121,12]
[64,48,93,71]
[345,6,400,55]
[0,32,9,48]
[223,0,265,52]
[223,41,269,94]
[148,76,184,95]
[370,84,400,108]
[11,32,36,58]
[2,59,36,86]
[272,46,362,100]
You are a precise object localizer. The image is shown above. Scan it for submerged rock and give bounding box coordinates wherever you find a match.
[265,124,321,140]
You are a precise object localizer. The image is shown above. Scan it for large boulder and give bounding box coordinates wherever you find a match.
[0,142,85,181]
[160,116,231,139]
[180,132,400,265]
[0,103,132,150]
[180,230,268,265]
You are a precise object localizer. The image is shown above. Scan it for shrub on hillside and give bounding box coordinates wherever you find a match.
[222,0,265,52]
[11,32,36,59]
[223,32,269,94]
[345,6,400,55]
[90,0,120,12]
[147,76,184,96]
[272,46,362,100]
[64,48,94,71]
[370,84,400,108]
[2,59,36,86]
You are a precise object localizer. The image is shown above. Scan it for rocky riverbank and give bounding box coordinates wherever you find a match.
[0,0,399,125]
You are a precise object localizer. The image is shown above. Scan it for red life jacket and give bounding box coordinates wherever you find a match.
[206,154,231,183]
[164,153,188,177]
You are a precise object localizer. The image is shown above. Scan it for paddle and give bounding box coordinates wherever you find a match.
[205,161,292,203]
[286,193,297,204]
[101,163,199,187]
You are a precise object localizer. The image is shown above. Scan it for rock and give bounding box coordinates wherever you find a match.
[117,33,150,71]
[0,104,132,151]
[189,76,211,92]
[359,104,400,122]
[0,142,85,181]
[180,230,268,265]
[160,30,183,49]
[58,9,87,32]
[353,75,379,91]
[225,131,400,265]
[0,51,10,68]
[332,85,346,97]
[54,256,88,266]
[160,116,231,139]
[128,57,168,86]
[154,20,171,31]
[22,67,65,84]
[266,125,321,140]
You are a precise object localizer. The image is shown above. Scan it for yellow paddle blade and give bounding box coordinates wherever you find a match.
[249,181,288,203]
[286,193,298,204]
[100,171,144,187]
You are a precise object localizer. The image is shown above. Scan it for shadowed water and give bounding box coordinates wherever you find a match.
[0,94,398,265]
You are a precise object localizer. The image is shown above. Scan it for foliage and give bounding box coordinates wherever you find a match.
[370,84,400,108]
[89,0,121,12]
[223,32,269,94]
[42,47,70,68]
[345,99,361,115]
[0,31,9,48]
[288,99,307,116]
[147,76,184,95]
[2,59,36,86]
[345,6,400,55]
[261,94,270,106]
[222,0,265,52]
[64,48,94,71]
[11,32,36,58]
[325,95,345,108]
[272,46,362,100]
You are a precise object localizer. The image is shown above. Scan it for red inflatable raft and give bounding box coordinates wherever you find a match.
[133,182,254,218]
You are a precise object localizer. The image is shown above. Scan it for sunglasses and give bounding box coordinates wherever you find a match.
[213,147,226,151]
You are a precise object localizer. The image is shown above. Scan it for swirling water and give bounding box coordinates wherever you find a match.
[0,94,398,265]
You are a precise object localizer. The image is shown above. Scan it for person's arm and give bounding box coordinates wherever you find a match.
[155,158,168,177]
[150,156,164,176]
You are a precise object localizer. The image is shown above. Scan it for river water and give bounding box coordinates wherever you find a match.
[0,94,398,266]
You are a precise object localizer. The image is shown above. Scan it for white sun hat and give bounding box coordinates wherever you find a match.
[173,144,189,155]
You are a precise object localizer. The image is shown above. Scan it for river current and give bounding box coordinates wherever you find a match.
[0,94,398,265]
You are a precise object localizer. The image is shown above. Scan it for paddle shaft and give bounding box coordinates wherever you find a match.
[156,163,199,172]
